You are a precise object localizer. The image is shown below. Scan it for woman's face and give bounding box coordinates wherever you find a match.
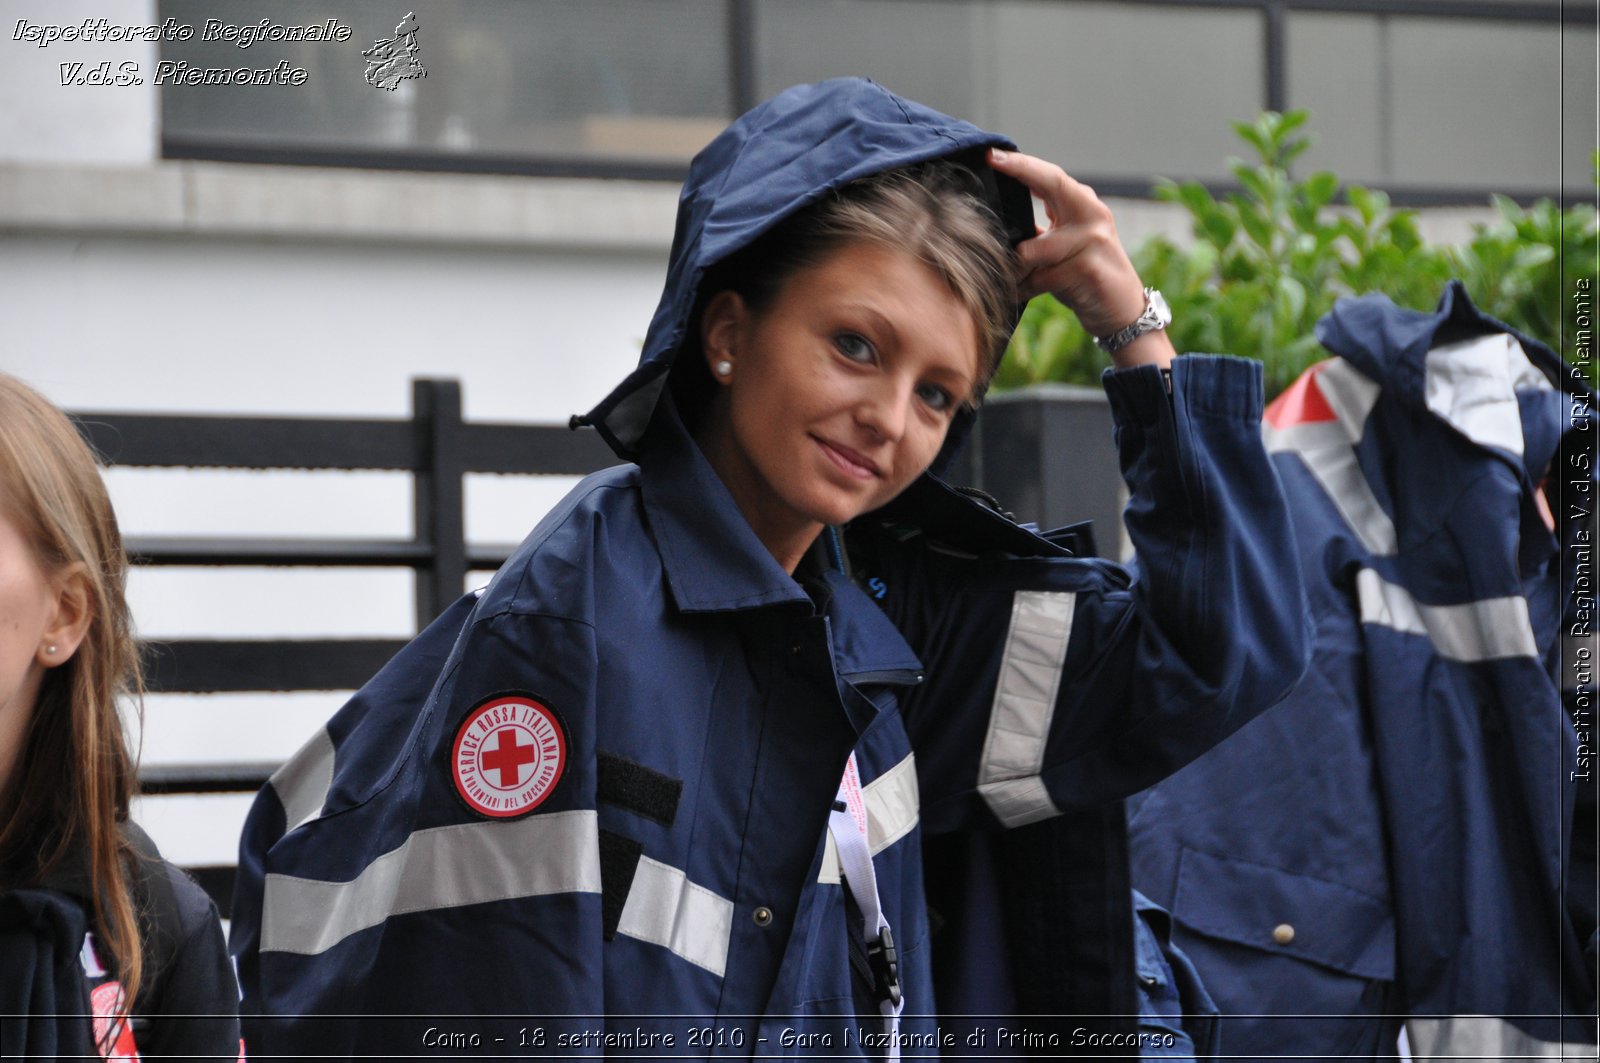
[0,503,55,787]
[699,240,981,563]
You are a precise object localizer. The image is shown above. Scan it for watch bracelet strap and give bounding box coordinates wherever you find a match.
[1095,288,1166,354]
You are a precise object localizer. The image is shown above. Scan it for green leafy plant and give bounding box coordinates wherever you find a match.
[992,113,1599,396]
[1449,186,1598,362]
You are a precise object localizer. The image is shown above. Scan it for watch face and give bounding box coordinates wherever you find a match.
[1148,289,1172,326]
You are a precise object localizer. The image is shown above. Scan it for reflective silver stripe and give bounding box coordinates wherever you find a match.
[819,833,840,884]
[1406,1016,1598,1060]
[1424,332,1552,459]
[1264,359,1396,556]
[864,753,920,852]
[269,726,336,833]
[1300,439,1398,555]
[1316,357,1384,429]
[977,590,1075,828]
[1356,569,1538,662]
[261,810,601,955]
[615,855,734,978]
[816,753,921,884]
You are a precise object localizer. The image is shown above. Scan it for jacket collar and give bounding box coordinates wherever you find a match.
[638,396,814,614]
[636,398,924,678]
[814,566,924,680]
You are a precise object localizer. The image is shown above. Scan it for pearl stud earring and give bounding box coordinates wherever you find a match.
[714,360,733,377]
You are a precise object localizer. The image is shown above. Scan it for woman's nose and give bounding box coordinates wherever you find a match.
[857,379,911,441]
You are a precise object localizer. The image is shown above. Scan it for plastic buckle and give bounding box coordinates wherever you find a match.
[868,927,902,1008]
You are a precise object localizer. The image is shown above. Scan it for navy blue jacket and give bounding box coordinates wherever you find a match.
[230,78,1309,1058]
[1128,283,1598,1060]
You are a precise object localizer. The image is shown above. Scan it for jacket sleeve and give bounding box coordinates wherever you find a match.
[901,355,1312,830]
[137,865,241,1063]
[234,593,606,1056]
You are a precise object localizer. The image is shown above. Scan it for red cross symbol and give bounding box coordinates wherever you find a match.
[480,727,537,787]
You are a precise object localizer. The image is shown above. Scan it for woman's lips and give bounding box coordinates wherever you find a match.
[814,436,881,480]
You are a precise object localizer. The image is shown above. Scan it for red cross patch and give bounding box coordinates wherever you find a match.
[451,693,568,818]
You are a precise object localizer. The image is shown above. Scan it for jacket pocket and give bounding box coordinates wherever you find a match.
[1171,846,1394,981]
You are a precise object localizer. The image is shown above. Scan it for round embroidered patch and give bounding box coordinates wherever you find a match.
[451,693,568,818]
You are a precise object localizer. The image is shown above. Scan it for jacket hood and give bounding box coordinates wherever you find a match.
[1315,280,1591,483]
[577,77,1034,471]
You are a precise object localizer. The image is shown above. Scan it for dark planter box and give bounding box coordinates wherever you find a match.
[950,385,1127,560]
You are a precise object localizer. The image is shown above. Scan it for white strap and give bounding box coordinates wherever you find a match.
[828,754,903,1062]
[79,931,108,977]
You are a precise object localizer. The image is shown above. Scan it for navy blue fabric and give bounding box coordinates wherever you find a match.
[232,78,1310,1058]
[129,861,240,1063]
[1132,890,1215,1059]
[0,888,95,1060]
[1129,282,1598,1058]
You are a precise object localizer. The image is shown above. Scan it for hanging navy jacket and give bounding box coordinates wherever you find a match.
[1128,283,1598,1060]
[230,77,1309,1058]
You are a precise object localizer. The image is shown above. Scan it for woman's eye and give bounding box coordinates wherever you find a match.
[916,382,955,413]
[834,332,875,363]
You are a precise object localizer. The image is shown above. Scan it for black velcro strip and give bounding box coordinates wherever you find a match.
[597,751,683,826]
[598,828,643,941]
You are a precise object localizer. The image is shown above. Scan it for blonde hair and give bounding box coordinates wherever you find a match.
[700,159,1019,396]
[0,374,145,1028]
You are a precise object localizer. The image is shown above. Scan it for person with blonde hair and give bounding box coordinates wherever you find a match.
[0,373,239,1060]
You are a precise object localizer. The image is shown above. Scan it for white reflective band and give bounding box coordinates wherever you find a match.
[269,726,336,833]
[1424,332,1552,459]
[1405,1016,1597,1060]
[1317,356,1384,429]
[828,754,903,1063]
[817,753,920,884]
[978,590,1075,828]
[1356,569,1539,662]
[1293,435,1398,555]
[1264,359,1396,556]
[261,810,601,955]
[860,753,919,852]
[615,855,734,978]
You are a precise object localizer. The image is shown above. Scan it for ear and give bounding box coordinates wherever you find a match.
[37,562,93,670]
[700,291,748,385]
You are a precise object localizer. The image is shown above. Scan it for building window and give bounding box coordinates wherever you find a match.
[158,0,1596,201]
[159,0,733,176]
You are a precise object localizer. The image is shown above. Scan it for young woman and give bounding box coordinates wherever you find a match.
[0,374,240,1061]
[234,78,1309,1056]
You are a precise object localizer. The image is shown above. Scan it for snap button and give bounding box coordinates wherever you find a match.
[753,906,774,927]
[1272,923,1295,945]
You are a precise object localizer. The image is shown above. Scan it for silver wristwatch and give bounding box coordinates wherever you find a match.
[1095,288,1171,355]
